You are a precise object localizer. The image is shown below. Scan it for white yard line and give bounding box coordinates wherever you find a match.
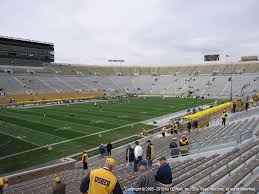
[0,121,66,141]
[6,111,106,131]
[0,130,40,146]
[0,102,214,160]
[0,119,147,160]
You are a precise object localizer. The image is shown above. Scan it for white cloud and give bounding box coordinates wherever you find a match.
[0,0,258,65]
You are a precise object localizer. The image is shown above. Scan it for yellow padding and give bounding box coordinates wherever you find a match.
[183,102,232,120]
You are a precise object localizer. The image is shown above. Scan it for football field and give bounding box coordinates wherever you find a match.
[0,97,213,174]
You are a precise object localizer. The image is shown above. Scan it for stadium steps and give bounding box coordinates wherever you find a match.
[239,176,259,194]
[167,140,259,194]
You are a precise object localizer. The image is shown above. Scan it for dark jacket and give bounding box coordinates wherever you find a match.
[52,183,66,194]
[106,143,112,152]
[170,142,179,157]
[187,122,191,130]
[155,163,172,184]
[146,144,151,159]
[126,147,135,162]
[99,145,105,154]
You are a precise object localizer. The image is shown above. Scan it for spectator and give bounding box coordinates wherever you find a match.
[134,141,143,172]
[80,158,123,194]
[245,101,249,111]
[170,138,179,158]
[179,135,189,156]
[179,118,184,126]
[221,111,228,126]
[106,141,113,156]
[173,123,178,137]
[99,144,106,158]
[161,127,166,138]
[126,145,135,171]
[52,177,66,194]
[192,120,198,129]
[82,151,88,170]
[170,124,174,135]
[142,128,146,136]
[0,177,8,194]
[146,140,155,167]
[187,121,192,133]
[232,102,236,113]
[155,157,172,188]
[125,161,159,194]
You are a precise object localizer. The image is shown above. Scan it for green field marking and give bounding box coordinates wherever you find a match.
[36,107,143,122]
[0,121,64,145]
[0,97,214,174]
[8,109,123,130]
[0,133,37,157]
[0,130,40,146]
[0,114,81,139]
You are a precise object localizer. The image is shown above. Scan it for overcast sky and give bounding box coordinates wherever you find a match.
[0,0,259,66]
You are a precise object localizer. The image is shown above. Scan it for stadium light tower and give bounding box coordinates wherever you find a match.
[226,54,233,101]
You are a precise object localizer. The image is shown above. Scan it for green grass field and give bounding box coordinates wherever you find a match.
[0,97,213,174]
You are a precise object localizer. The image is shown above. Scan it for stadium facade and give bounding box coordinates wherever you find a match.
[0,35,54,67]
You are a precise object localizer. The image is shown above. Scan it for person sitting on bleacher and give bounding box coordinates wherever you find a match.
[179,135,189,156]
[52,176,66,194]
[80,157,123,194]
[0,177,8,194]
[170,138,179,158]
[155,157,172,189]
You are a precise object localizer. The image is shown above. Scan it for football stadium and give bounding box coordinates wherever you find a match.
[0,1,259,194]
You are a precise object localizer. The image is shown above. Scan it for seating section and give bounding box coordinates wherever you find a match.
[0,91,104,105]
[4,109,259,194]
[0,73,258,98]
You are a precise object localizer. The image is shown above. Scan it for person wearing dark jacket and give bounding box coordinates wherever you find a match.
[52,177,66,194]
[106,141,113,156]
[99,144,106,158]
[187,121,192,133]
[245,101,249,111]
[126,145,135,171]
[155,157,172,188]
[146,140,154,167]
[170,138,179,158]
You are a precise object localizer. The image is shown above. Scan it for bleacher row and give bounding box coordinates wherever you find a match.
[4,108,259,194]
[1,61,259,76]
[0,73,258,98]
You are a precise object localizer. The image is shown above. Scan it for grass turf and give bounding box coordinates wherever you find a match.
[0,96,214,174]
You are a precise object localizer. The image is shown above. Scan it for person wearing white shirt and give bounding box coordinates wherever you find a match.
[133,141,143,172]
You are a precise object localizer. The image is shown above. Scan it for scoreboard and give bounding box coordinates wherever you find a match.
[204,54,219,61]
[0,35,54,66]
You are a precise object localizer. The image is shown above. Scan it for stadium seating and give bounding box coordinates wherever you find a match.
[1,62,258,193]
[0,91,104,105]
[4,105,259,194]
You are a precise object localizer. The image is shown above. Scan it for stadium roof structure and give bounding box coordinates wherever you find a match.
[0,35,54,46]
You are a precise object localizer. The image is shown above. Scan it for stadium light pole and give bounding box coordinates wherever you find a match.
[226,54,233,101]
